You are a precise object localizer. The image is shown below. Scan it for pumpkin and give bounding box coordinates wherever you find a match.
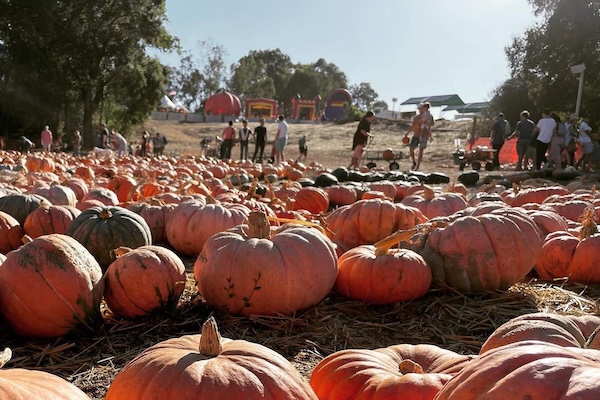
[509,185,571,207]
[23,204,81,238]
[104,246,186,319]
[326,199,427,248]
[412,205,543,292]
[105,317,317,399]
[539,199,595,222]
[0,348,90,399]
[80,187,119,206]
[127,201,176,244]
[324,185,357,207]
[435,341,600,400]
[401,186,468,219]
[0,193,51,225]
[366,181,398,200]
[105,175,138,203]
[0,211,23,254]
[195,212,338,316]
[570,315,600,339]
[310,344,474,400]
[480,312,587,354]
[31,184,77,206]
[65,178,90,200]
[361,190,388,200]
[335,230,431,304]
[524,208,569,237]
[293,187,330,214]
[166,198,250,256]
[67,206,152,270]
[0,234,104,337]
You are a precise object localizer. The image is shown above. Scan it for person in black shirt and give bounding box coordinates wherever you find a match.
[349,111,374,169]
[489,113,508,169]
[507,110,535,170]
[96,123,109,148]
[252,118,267,163]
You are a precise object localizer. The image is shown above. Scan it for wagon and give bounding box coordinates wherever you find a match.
[363,148,404,170]
[453,147,496,171]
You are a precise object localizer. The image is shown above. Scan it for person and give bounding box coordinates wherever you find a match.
[547,113,566,169]
[532,110,557,170]
[220,121,236,160]
[404,104,432,171]
[238,119,252,161]
[140,131,149,157]
[110,131,128,157]
[252,118,267,163]
[73,130,82,157]
[20,136,34,153]
[467,116,479,151]
[274,115,289,164]
[349,111,375,170]
[152,132,167,156]
[41,125,53,152]
[564,113,579,166]
[297,135,308,162]
[576,117,594,171]
[97,123,109,148]
[199,137,211,157]
[508,111,535,170]
[489,113,508,169]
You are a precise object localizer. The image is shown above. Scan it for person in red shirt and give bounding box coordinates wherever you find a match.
[41,126,53,152]
[220,121,236,159]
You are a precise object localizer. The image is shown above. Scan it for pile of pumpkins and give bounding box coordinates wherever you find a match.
[1,151,600,397]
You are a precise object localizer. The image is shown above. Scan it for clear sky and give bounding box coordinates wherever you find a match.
[158,0,536,107]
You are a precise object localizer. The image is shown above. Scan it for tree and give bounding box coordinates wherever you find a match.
[198,39,228,99]
[488,78,541,128]
[350,82,380,111]
[169,52,205,112]
[311,58,348,98]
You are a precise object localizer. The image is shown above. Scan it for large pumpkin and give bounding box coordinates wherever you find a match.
[67,206,152,270]
[0,348,90,399]
[292,187,330,214]
[401,186,468,219]
[80,187,119,206]
[195,212,338,316]
[127,201,176,244]
[166,198,250,256]
[0,211,23,254]
[0,234,104,338]
[310,344,474,400]
[0,193,51,225]
[104,246,186,319]
[509,185,571,207]
[23,204,81,238]
[326,199,427,248]
[105,317,317,399]
[335,230,431,304]
[435,341,600,400]
[31,184,77,206]
[324,185,358,207]
[413,205,543,292]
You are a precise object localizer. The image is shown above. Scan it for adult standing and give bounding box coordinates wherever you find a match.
[274,115,289,165]
[220,121,236,160]
[110,131,128,157]
[404,104,432,171]
[547,113,566,169]
[489,113,508,169]
[140,131,149,157]
[349,110,375,170]
[576,117,594,171]
[97,123,109,148]
[532,110,557,170]
[152,132,167,156]
[252,118,267,163]
[41,126,53,152]
[73,130,82,157]
[238,119,251,161]
[564,113,579,166]
[508,111,535,170]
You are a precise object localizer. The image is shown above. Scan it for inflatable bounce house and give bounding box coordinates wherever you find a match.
[204,89,241,116]
[290,95,321,121]
[245,98,278,119]
[324,88,352,121]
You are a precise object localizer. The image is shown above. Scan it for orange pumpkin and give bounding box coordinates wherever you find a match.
[195,212,338,316]
[31,184,77,206]
[23,204,81,238]
[401,186,468,219]
[104,246,186,319]
[292,187,330,214]
[324,185,358,207]
[127,201,176,244]
[509,185,571,207]
[105,317,317,399]
[0,211,23,254]
[0,234,104,337]
[310,344,474,400]
[80,187,119,206]
[105,175,138,203]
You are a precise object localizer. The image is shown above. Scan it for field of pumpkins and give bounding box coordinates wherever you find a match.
[1,149,600,399]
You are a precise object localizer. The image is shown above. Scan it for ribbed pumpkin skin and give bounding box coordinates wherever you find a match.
[127,202,176,244]
[0,193,51,225]
[0,234,104,338]
[67,206,152,270]
[195,225,338,316]
[509,185,571,207]
[418,208,542,292]
[0,211,24,254]
[326,199,428,248]
[80,187,119,206]
[23,204,81,238]
[292,187,330,214]
[525,209,570,237]
[105,334,317,400]
[310,344,474,400]
[166,200,250,256]
[336,246,431,304]
[32,184,77,206]
[0,367,91,399]
[104,246,186,319]
[435,341,600,400]
[401,192,468,219]
[480,313,587,354]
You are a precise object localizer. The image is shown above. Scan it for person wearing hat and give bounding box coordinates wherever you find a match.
[349,110,374,169]
[489,113,509,169]
[564,113,579,166]
[238,119,252,161]
[404,104,433,171]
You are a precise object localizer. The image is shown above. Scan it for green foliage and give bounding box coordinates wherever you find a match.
[489,78,541,128]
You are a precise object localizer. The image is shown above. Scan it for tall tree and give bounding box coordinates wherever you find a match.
[312,58,348,99]
[198,40,228,99]
[169,52,205,112]
[350,82,380,111]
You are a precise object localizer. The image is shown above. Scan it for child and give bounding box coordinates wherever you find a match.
[297,135,307,162]
[20,136,34,153]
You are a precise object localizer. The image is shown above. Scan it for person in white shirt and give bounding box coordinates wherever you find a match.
[576,117,594,171]
[533,110,557,170]
[564,113,579,166]
[110,131,128,157]
[274,115,288,164]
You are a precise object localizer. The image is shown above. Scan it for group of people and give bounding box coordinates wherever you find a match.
[492,111,595,171]
[213,115,307,164]
[95,124,168,158]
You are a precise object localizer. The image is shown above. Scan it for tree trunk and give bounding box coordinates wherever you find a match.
[82,88,95,150]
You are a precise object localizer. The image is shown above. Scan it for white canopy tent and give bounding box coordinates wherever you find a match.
[160,95,176,110]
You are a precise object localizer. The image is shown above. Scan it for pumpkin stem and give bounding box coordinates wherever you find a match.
[206,195,217,205]
[199,316,223,357]
[99,208,113,219]
[512,182,520,194]
[423,186,435,201]
[0,348,12,368]
[578,206,598,240]
[373,228,418,256]
[246,179,258,200]
[399,359,424,374]
[113,247,132,258]
[248,212,271,239]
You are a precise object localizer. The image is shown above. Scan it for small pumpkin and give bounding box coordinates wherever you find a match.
[0,211,24,254]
